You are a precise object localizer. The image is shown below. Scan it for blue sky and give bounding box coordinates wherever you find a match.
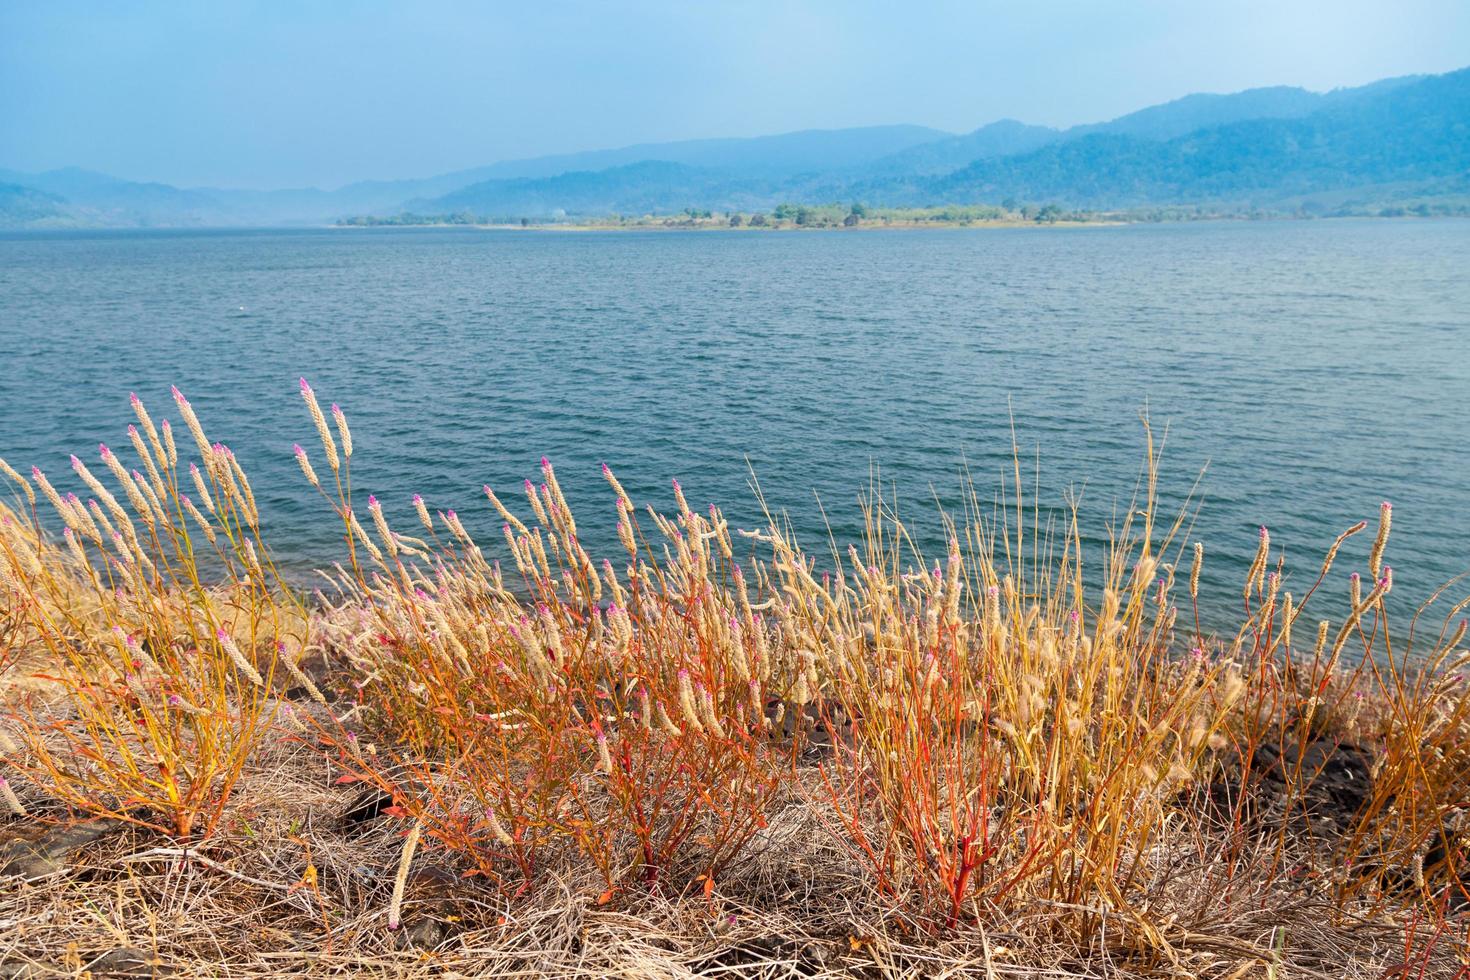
[2,0,1467,189]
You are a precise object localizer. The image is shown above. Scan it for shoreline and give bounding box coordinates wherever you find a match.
[8,213,1465,235]
[336,219,1126,232]
[327,212,1466,233]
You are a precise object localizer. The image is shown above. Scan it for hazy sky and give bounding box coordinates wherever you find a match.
[3,1,1467,189]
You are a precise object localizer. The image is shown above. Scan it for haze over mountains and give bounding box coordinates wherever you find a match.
[3,67,1467,228]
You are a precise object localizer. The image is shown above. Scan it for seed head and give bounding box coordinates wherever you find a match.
[299,379,339,472]
[331,403,352,458]
[293,444,319,486]
[1369,501,1392,578]
[677,669,703,732]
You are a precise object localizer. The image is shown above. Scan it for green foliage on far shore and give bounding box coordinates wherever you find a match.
[334,193,1470,231]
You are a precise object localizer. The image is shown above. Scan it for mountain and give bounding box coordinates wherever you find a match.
[0,125,950,227]
[1066,85,1326,143]
[0,167,229,225]
[868,120,1061,176]
[1066,75,1426,143]
[0,182,68,225]
[2,67,1465,227]
[861,76,1428,181]
[418,160,774,218]
[911,68,1470,207]
[331,125,954,216]
[401,125,952,184]
[400,70,1470,217]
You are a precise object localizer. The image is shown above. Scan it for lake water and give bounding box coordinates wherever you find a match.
[2,221,1468,633]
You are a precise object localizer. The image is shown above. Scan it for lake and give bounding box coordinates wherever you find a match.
[2,220,1468,633]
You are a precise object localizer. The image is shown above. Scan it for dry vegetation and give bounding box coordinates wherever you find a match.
[0,386,1467,978]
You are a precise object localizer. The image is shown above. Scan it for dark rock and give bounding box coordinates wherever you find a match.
[42,816,131,852]
[766,699,850,758]
[698,933,834,976]
[1421,827,1470,908]
[1249,738,1373,822]
[82,946,172,978]
[391,917,449,950]
[407,862,460,896]
[0,839,64,880]
[0,818,131,880]
[340,787,396,830]
[389,863,462,949]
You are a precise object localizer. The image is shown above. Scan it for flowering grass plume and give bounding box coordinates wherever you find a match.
[0,390,300,837]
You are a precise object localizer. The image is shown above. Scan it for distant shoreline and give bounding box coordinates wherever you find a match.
[329,218,1126,232]
[325,212,1469,233]
[331,200,1470,233]
[5,212,1464,235]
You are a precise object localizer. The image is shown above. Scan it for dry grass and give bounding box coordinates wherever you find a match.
[0,387,1467,977]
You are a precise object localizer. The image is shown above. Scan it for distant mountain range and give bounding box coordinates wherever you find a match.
[3,67,1467,228]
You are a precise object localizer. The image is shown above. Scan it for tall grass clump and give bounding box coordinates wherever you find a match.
[0,384,1464,973]
[297,382,805,898]
[0,390,300,837]
[293,390,1469,943]
[801,433,1253,939]
[1182,499,1470,915]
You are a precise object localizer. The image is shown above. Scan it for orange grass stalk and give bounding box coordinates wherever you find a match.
[0,390,299,838]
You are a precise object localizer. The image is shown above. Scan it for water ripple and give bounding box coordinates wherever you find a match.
[1,221,1468,630]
